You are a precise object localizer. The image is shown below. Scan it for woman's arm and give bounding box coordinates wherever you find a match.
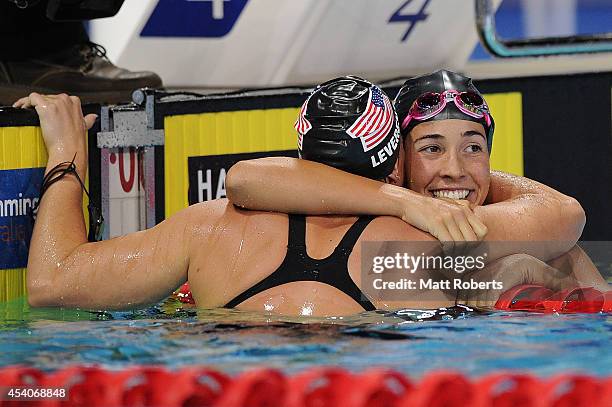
[457,254,578,309]
[473,171,585,260]
[226,158,585,260]
[226,157,487,242]
[20,94,205,310]
[546,245,608,290]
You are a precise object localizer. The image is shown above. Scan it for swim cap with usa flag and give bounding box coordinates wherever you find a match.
[295,76,400,180]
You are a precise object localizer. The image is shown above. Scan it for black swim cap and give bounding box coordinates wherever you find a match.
[394,70,495,152]
[295,76,400,180]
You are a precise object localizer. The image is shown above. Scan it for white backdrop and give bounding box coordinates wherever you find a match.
[90,0,501,88]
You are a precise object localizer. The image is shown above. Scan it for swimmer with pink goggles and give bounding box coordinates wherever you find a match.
[401,89,492,132]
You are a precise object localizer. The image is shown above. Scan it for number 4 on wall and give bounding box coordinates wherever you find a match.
[389,0,431,42]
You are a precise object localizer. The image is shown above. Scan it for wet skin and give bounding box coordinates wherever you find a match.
[24,94,603,317]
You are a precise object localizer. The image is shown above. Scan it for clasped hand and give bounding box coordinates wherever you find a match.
[401,195,488,242]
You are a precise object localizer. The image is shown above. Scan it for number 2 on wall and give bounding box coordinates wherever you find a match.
[389,0,431,42]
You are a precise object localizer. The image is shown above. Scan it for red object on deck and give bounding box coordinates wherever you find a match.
[0,365,610,407]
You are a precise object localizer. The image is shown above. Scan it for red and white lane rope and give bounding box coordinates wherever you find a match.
[0,365,610,406]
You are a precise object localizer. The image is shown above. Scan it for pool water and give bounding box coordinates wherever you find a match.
[1,297,610,378]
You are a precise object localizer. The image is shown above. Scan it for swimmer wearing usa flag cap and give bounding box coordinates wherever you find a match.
[296,76,400,180]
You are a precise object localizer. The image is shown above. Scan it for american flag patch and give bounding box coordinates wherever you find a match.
[295,95,312,150]
[346,87,394,152]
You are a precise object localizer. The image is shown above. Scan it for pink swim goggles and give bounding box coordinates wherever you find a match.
[401,89,492,131]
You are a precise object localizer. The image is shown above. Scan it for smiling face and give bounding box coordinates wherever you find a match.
[405,119,490,206]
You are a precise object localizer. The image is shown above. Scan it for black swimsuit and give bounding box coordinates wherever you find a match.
[224,214,376,311]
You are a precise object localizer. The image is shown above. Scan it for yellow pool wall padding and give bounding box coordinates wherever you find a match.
[487,93,524,176]
[164,108,299,217]
[164,92,524,218]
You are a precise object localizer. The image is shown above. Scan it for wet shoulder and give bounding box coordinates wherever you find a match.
[188,198,288,231]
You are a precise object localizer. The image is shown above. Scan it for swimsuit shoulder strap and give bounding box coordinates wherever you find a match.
[287,214,307,249]
[223,214,308,309]
[323,215,377,311]
[334,215,375,255]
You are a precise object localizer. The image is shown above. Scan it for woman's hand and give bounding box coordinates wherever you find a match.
[457,253,577,308]
[398,194,488,242]
[13,93,97,154]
